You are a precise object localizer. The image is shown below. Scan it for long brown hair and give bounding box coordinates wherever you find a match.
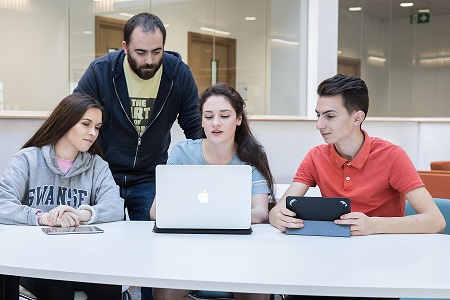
[22,93,105,156]
[199,83,275,198]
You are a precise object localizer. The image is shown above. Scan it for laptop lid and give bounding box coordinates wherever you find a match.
[154,165,252,234]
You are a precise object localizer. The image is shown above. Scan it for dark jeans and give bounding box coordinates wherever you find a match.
[120,181,156,300]
[121,181,156,222]
[20,277,121,300]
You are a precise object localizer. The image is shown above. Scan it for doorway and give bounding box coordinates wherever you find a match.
[95,16,126,58]
[338,57,361,77]
[187,32,236,94]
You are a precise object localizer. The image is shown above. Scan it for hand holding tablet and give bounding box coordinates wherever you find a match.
[285,196,351,237]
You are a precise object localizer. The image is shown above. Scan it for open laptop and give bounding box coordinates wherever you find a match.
[153,164,253,234]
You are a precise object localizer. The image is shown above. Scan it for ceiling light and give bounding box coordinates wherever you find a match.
[400,3,414,7]
[83,31,93,35]
[270,39,299,46]
[368,56,386,62]
[200,27,230,36]
[418,9,430,13]
[245,17,256,21]
[349,7,362,12]
[420,57,450,63]
[119,13,134,18]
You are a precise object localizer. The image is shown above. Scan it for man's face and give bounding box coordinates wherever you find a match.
[315,95,360,145]
[123,27,164,80]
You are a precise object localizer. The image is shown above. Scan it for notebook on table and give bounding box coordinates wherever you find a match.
[285,196,351,237]
[153,164,253,234]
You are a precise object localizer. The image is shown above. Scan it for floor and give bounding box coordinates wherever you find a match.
[127,286,141,299]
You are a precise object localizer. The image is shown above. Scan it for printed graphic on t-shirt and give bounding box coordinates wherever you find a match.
[123,56,162,136]
[28,185,89,207]
[130,97,156,135]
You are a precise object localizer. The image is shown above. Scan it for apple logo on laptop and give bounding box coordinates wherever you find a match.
[198,190,209,203]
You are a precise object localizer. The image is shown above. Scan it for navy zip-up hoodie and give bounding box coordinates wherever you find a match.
[74,49,201,187]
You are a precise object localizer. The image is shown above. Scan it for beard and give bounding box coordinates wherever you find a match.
[127,55,163,80]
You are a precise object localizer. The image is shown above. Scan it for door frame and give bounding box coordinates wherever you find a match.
[187,32,236,88]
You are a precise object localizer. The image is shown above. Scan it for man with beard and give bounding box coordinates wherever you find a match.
[74,12,201,300]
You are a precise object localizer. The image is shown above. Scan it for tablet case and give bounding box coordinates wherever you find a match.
[285,196,351,237]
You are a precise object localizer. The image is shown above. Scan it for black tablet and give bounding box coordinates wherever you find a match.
[286,196,351,221]
[285,196,351,237]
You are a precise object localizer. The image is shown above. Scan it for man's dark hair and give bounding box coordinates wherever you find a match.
[317,74,369,118]
[123,12,166,44]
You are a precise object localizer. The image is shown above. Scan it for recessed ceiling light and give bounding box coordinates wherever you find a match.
[400,3,414,7]
[368,56,386,62]
[420,57,450,63]
[83,31,93,35]
[418,9,430,13]
[200,27,230,36]
[119,13,134,18]
[349,7,362,12]
[245,17,256,21]
[270,39,299,46]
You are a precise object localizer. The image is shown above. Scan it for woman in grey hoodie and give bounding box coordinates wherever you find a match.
[0,93,124,299]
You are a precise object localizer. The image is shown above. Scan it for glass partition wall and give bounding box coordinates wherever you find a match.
[0,0,307,115]
[2,0,450,117]
[339,0,450,117]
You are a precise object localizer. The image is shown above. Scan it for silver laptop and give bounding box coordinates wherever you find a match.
[153,164,252,234]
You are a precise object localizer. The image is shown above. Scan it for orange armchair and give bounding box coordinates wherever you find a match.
[430,161,450,171]
[418,170,450,199]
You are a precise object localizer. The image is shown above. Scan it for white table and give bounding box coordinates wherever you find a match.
[1,221,450,299]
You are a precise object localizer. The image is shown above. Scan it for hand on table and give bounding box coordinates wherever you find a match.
[45,205,80,227]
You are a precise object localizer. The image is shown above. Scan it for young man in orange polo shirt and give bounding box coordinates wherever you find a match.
[269,74,445,300]
[269,74,445,236]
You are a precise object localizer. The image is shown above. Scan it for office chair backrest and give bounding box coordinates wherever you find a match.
[430,161,450,171]
[405,198,450,235]
[417,171,450,199]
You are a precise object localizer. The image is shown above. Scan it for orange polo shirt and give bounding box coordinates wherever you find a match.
[293,131,424,217]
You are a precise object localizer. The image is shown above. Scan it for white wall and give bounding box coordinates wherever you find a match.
[2,117,449,184]
[133,118,450,182]
[0,3,69,111]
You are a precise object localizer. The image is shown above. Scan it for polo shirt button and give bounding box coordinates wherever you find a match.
[346,176,350,180]
[346,163,351,166]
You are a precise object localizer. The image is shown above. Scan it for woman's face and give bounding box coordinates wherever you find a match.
[201,95,242,145]
[58,108,103,157]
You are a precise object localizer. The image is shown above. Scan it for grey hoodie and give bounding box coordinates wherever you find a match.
[0,145,124,225]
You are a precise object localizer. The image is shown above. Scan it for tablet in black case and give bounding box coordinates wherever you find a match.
[285,196,351,237]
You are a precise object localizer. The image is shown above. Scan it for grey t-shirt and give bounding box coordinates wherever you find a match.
[167,139,270,195]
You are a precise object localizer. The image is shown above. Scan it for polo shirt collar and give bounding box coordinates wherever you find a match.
[332,130,370,169]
